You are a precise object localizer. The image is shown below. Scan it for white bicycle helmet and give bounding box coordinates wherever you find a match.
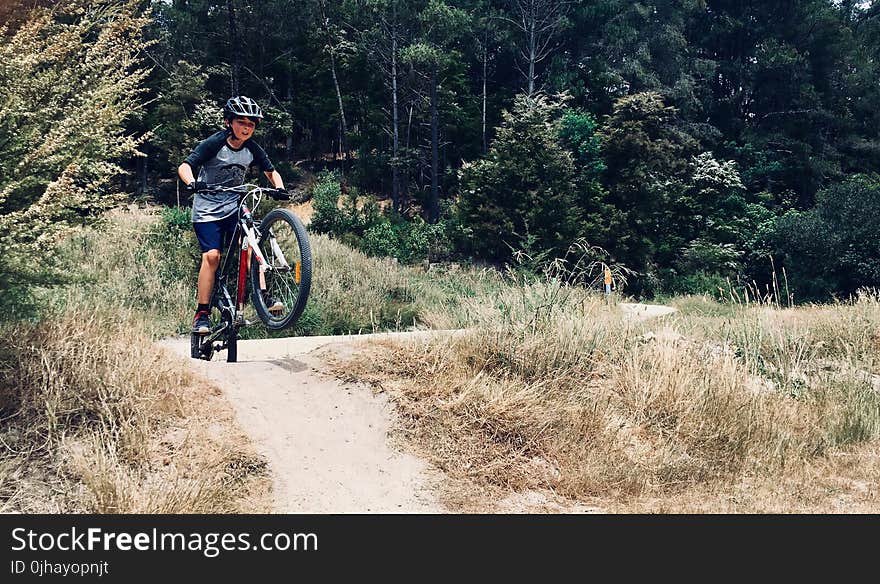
[223,95,264,120]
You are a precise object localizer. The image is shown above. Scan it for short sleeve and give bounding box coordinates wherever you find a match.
[183,131,228,169]
[246,141,275,173]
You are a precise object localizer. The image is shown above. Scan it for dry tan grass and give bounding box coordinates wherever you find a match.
[0,308,271,513]
[0,206,271,513]
[308,233,425,333]
[332,288,880,513]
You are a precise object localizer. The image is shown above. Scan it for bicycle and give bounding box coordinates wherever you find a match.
[190,183,312,362]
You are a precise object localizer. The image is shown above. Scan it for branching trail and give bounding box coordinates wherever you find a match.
[160,304,675,513]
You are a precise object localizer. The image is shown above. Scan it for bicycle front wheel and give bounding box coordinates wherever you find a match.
[250,208,312,330]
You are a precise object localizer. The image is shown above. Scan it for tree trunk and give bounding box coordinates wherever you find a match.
[141,146,148,195]
[227,0,239,95]
[286,78,293,155]
[430,63,439,223]
[528,8,536,96]
[482,32,488,154]
[391,0,401,212]
[332,60,347,173]
[319,0,349,174]
[406,102,413,150]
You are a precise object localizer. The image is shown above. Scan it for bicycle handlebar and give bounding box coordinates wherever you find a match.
[193,183,290,201]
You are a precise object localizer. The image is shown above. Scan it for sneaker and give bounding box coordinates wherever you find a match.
[263,293,284,313]
[192,310,211,335]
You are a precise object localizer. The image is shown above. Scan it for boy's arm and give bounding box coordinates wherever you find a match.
[264,170,284,189]
[247,141,283,189]
[178,163,196,186]
[179,131,226,187]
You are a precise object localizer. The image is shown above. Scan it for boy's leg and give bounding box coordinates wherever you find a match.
[245,248,283,313]
[192,220,228,334]
[192,249,220,334]
[197,250,221,305]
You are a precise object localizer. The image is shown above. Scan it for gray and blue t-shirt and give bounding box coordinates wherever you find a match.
[183,130,275,223]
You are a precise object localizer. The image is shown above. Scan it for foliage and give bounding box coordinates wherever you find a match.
[457,93,582,261]
[774,174,880,300]
[0,0,151,317]
[310,170,456,263]
[597,91,697,289]
[130,0,880,302]
[4,0,880,306]
[558,108,616,251]
[361,215,452,263]
[141,59,213,195]
[309,171,382,239]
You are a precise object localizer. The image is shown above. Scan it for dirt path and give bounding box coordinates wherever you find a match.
[620,302,678,320]
[160,331,460,513]
[159,303,675,513]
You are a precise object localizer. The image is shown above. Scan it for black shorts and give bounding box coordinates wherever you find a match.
[193,214,238,253]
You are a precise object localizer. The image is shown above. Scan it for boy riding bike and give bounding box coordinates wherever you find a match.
[177,95,288,335]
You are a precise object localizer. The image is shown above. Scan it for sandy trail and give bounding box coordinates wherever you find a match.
[160,331,459,513]
[160,303,674,513]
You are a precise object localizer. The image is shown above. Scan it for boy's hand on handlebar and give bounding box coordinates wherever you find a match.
[186,180,208,192]
[269,187,290,201]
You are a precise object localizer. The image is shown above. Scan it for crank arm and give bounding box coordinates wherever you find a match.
[200,321,229,345]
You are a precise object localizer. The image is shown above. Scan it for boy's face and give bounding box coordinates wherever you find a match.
[228,117,257,141]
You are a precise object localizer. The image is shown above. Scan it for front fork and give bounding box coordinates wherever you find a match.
[236,209,268,317]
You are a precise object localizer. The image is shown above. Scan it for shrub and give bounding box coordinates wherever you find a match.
[0,0,151,310]
[361,220,401,259]
[775,174,880,300]
[309,170,383,243]
[457,93,582,261]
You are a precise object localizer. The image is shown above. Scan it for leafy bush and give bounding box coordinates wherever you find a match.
[457,93,582,261]
[361,220,400,258]
[311,170,458,264]
[309,171,344,235]
[775,174,880,300]
[670,271,731,297]
[309,171,382,239]
[558,108,615,250]
[597,92,697,281]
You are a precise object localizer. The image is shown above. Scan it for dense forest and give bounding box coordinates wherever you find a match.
[2,0,879,303]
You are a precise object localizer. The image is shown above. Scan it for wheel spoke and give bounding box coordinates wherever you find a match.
[251,209,312,330]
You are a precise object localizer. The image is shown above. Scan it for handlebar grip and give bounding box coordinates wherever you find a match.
[186,180,209,193]
[269,189,290,201]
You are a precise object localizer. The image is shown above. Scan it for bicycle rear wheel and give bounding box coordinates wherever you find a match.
[226,320,238,362]
[190,332,214,361]
[250,208,312,330]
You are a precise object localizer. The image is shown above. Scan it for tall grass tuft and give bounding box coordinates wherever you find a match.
[339,269,880,508]
[0,306,267,512]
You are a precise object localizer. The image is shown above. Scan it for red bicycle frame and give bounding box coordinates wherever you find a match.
[235,204,266,312]
[236,237,249,311]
